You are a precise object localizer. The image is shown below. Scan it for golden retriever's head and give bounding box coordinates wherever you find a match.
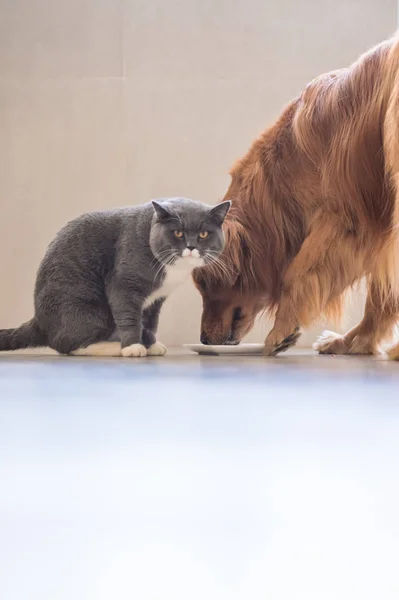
[193,269,264,344]
[192,211,269,345]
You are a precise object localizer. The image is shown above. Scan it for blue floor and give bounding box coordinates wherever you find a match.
[1,351,399,599]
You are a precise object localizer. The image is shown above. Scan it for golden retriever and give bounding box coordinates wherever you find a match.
[193,34,399,360]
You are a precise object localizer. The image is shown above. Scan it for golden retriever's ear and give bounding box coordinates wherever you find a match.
[221,219,249,285]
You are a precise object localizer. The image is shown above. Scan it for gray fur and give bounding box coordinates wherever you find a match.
[0,198,230,353]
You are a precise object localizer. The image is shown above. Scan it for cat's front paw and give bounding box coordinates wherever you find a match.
[147,341,168,356]
[121,343,147,357]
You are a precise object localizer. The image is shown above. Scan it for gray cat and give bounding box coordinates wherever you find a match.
[0,198,230,357]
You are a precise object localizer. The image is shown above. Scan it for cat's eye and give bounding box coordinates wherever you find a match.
[199,231,209,239]
[174,231,184,239]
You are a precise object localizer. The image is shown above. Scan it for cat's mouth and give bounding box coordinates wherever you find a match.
[182,248,201,259]
[158,251,204,267]
[180,249,205,267]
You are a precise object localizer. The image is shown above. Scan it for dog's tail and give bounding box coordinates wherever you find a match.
[0,318,47,351]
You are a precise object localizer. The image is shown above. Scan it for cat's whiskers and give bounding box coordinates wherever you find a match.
[205,250,233,269]
[154,251,179,282]
[205,258,236,284]
[151,248,176,272]
[204,252,235,280]
[151,247,175,266]
[210,261,231,281]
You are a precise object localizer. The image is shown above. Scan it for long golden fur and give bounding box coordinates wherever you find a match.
[193,34,399,359]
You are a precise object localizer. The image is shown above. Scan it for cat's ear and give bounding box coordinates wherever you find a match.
[152,200,173,221]
[209,201,231,225]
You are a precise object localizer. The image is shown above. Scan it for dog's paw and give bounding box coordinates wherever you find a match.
[313,330,381,355]
[147,341,168,356]
[313,330,347,354]
[121,343,147,357]
[263,327,302,356]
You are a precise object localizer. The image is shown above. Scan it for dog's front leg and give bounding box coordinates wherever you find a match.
[263,224,357,356]
[263,293,303,356]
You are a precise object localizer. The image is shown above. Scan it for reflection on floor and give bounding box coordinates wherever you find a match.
[1,349,399,600]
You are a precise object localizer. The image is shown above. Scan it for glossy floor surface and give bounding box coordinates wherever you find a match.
[1,349,399,600]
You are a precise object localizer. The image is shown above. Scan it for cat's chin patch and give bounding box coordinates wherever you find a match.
[181,255,204,267]
[121,343,147,357]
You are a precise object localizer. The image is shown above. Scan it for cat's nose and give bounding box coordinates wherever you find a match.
[187,246,196,251]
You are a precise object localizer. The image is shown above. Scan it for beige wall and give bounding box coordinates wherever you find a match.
[0,0,395,346]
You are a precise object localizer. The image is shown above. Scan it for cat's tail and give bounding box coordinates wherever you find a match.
[0,318,47,351]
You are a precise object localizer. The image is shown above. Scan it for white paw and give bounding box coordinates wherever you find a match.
[312,330,345,354]
[121,343,147,357]
[147,341,168,356]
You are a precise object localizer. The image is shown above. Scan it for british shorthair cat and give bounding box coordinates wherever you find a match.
[0,198,230,357]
